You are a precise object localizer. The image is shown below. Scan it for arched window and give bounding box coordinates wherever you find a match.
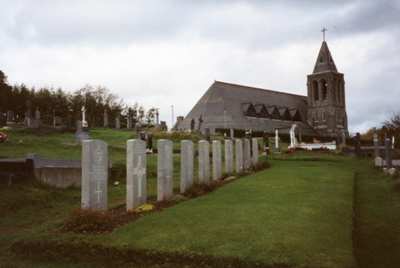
[312,80,319,101]
[321,79,328,100]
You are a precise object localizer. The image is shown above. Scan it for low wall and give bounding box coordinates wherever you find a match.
[34,167,81,188]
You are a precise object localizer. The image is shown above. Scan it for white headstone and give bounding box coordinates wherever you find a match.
[235,139,243,173]
[180,140,194,193]
[212,140,222,180]
[126,139,147,211]
[157,139,173,201]
[198,140,210,184]
[81,140,108,210]
[103,110,109,128]
[275,129,279,150]
[224,139,234,174]
[243,139,251,170]
[375,156,383,167]
[252,138,259,166]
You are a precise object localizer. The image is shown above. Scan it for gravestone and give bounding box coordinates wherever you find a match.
[212,140,222,180]
[115,115,121,129]
[230,129,234,139]
[103,110,109,128]
[385,138,392,168]
[127,114,132,129]
[157,139,173,201]
[75,120,90,142]
[180,140,194,193]
[252,138,259,166]
[6,110,14,122]
[126,139,147,211]
[81,140,108,210]
[235,139,243,173]
[198,140,210,184]
[243,139,251,170]
[224,139,234,174]
[373,131,379,158]
[374,156,383,167]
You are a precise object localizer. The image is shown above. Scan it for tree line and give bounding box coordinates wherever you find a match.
[0,70,158,127]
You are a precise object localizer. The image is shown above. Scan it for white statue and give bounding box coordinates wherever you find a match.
[275,129,279,150]
[81,106,88,128]
[289,124,298,149]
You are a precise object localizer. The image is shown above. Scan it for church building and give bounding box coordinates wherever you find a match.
[176,40,348,139]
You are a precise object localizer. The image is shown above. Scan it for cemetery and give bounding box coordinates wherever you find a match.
[0,122,399,267]
[0,3,399,266]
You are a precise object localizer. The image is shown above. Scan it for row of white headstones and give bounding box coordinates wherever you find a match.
[81,138,260,211]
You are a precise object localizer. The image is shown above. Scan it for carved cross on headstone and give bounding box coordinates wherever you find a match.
[133,156,146,198]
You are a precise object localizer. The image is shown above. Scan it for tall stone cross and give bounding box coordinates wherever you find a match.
[133,156,146,198]
[321,27,328,41]
[81,106,88,128]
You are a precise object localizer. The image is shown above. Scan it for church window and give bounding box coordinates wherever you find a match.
[312,80,319,101]
[319,57,323,63]
[321,79,328,100]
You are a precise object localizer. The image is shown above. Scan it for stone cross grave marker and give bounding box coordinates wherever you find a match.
[373,131,379,158]
[224,139,233,174]
[212,140,222,180]
[385,138,392,168]
[81,140,108,210]
[235,139,244,173]
[198,140,210,184]
[180,140,194,193]
[157,139,173,201]
[243,139,251,170]
[252,138,259,166]
[127,139,147,211]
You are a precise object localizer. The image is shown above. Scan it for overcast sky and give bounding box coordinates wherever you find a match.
[1,0,399,133]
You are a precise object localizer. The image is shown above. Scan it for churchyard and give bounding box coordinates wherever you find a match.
[0,127,399,267]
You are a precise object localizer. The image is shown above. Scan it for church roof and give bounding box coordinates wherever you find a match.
[176,81,316,135]
[313,41,338,73]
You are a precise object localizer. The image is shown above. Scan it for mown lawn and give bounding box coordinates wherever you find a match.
[99,157,356,268]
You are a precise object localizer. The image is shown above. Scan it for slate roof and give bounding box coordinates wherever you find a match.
[313,41,338,73]
[176,81,316,135]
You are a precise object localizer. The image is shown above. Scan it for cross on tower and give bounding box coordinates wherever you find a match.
[321,27,328,41]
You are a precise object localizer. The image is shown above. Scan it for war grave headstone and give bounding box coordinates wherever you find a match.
[126,139,147,211]
[81,140,108,210]
[235,139,244,173]
[243,139,251,170]
[115,115,121,129]
[224,139,234,174]
[157,139,173,201]
[198,140,210,184]
[212,140,222,180]
[180,140,194,193]
[252,138,259,166]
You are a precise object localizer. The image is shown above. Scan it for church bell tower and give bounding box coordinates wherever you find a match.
[307,37,348,138]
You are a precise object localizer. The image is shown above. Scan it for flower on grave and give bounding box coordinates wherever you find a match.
[134,204,155,213]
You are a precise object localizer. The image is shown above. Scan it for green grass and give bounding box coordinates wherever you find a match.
[353,165,400,268]
[99,157,356,268]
